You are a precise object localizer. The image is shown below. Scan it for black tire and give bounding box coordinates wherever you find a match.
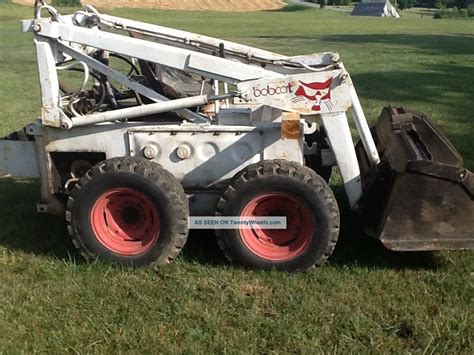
[216,160,340,272]
[66,157,189,267]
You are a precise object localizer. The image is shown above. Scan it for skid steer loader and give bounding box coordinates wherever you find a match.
[0,2,472,271]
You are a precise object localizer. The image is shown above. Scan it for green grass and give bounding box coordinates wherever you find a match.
[1,4,473,353]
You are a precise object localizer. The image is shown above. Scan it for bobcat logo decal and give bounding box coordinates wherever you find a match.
[292,78,333,111]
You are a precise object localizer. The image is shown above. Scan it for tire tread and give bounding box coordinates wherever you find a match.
[66,156,188,267]
[216,159,339,271]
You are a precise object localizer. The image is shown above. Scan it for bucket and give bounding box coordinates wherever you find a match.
[357,107,473,251]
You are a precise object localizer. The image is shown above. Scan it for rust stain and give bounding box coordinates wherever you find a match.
[281,112,301,139]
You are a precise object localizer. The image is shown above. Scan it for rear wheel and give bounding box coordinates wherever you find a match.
[66,157,189,267]
[216,160,340,271]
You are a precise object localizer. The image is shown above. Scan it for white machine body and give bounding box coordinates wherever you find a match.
[2,5,383,213]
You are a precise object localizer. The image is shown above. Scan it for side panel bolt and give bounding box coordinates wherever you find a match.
[143,143,160,159]
[176,143,193,160]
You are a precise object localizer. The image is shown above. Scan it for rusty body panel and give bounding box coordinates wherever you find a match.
[358,107,474,251]
[281,112,302,139]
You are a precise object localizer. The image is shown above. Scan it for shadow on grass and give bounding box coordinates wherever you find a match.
[267,4,318,12]
[0,179,80,263]
[353,64,474,168]
[322,34,474,56]
[254,34,474,56]
[0,179,441,271]
[353,64,474,120]
[328,185,439,270]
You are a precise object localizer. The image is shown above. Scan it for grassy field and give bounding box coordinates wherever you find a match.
[1,4,473,353]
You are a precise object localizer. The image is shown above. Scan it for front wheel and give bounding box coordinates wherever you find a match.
[66,157,189,267]
[216,160,340,272]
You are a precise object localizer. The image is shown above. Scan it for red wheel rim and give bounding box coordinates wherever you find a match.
[90,188,160,256]
[240,192,314,261]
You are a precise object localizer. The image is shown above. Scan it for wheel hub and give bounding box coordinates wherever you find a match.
[239,192,314,261]
[90,188,160,255]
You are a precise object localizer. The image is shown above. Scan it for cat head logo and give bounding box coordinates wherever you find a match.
[293,78,333,111]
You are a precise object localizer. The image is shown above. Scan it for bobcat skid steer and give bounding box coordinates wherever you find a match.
[0,2,472,271]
